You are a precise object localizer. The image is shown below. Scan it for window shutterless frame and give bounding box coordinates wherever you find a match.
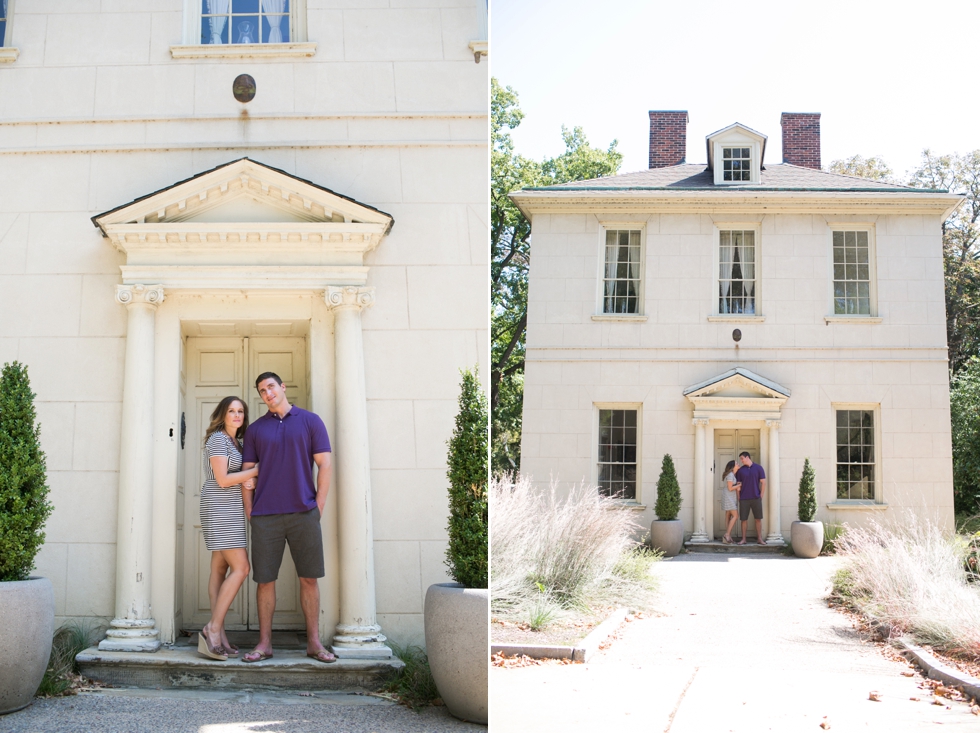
[826,224,878,318]
[595,224,645,317]
[830,403,882,504]
[592,403,643,503]
[711,223,762,318]
[182,0,308,45]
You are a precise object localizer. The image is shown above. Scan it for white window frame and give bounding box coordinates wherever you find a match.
[825,223,879,323]
[829,403,883,506]
[0,0,18,63]
[594,223,646,320]
[710,223,763,321]
[592,403,643,505]
[712,140,762,185]
[175,0,313,58]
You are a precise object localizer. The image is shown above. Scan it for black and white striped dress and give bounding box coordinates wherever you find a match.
[200,431,248,551]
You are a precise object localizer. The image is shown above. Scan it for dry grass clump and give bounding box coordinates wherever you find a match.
[490,474,658,626]
[832,514,980,658]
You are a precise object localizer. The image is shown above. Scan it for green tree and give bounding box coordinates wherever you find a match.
[949,357,980,514]
[798,458,816,523]
[0,362,53,582]
[654,454,681,521]
[827,154,894,182]
[445,369,488,589]
[491,78,622,473]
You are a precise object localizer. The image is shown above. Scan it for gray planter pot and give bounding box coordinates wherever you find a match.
[0,577,55,715]
[650,519,684,557]
[791,521,824,559]
[424,583,488,725]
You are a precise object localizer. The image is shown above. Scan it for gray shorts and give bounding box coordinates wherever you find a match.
[250,508,324,584]
[739,498,764,521]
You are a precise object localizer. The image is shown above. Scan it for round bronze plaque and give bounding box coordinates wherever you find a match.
[233,74,256,103]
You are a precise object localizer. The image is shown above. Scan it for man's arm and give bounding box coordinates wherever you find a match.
[313,452,331,516]
[759,477,767,500]
[241,461,256,520]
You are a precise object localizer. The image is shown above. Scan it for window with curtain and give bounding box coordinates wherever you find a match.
[718,230,756,314]
[597,409,637,500]
[833,230,872,315]
[836,409,875,500]
[202,0,290,45]
[602,229,641,314]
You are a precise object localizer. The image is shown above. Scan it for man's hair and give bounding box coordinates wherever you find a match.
[739,451,752,460]
[255,372,284,390]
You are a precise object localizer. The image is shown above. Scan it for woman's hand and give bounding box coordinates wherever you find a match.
[242,478,255,491]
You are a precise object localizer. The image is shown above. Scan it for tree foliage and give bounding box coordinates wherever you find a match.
[445,369,488,589]
[654,454,681,521]
[827,155,894,182]
[491,78,622,474]
[798,457,816,523]
[0,361,53,582]
[949,357,980,514]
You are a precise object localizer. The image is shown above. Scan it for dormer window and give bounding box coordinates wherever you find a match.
[722,148,752,182]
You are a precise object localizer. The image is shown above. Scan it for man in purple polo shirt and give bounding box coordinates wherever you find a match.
[735,451,767,546]
[240,371,336,664]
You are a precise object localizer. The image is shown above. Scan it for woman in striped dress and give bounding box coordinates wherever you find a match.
[198,396,259,661]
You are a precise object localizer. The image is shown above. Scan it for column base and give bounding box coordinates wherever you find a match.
[98,618,161,652]
[331,623,393,659]
[688,532,710,544]
[765,533,786,546]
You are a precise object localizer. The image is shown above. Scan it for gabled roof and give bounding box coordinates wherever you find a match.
[683,367,791,399]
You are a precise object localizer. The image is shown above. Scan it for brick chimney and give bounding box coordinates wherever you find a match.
[648,111,688,168]
[780,112,821,168]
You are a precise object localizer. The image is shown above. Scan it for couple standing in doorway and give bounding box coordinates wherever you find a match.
[721,452,767,546]
[196,372,337,664]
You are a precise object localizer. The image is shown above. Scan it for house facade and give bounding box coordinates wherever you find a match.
[513,112,962,544]
[0,1,488,653]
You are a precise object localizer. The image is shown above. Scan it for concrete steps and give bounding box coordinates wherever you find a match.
[683,540,788,555]
[77,630,402,692]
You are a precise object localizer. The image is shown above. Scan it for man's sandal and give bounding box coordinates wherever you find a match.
[242,649,274,663]
[307,649,337,664]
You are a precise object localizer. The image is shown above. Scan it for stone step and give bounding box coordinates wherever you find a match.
[77,631,403,692]
[683,540,788,555]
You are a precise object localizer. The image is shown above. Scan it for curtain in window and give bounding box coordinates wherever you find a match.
[261,0,285,43]
[719,231,733,314]
[740,232,755,314]
[604,232,621,313]
[207,0,229,45]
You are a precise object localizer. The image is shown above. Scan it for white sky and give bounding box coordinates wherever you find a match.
[490,0,980,182]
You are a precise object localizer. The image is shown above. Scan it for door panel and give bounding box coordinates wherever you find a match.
[714,429,760,539]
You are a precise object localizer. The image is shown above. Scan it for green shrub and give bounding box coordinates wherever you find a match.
[445,369,488,589]
[36,622,102,697]
[821,522,845,555]
[381,642,440,711]
[949,358,980,514]
[798,457,816,523]
[0,362,53,582]
[654,454,680,521]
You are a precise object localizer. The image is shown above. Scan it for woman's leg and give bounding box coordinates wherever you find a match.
[208,552,230,618]
[205,548,250,648]
[725,510,737,540]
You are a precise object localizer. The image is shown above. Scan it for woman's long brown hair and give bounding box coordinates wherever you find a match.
[204,396,249,445]
[724,460,737,477]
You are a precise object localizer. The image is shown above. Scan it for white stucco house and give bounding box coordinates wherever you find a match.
[0,0,488,655]
[512,111,962,544]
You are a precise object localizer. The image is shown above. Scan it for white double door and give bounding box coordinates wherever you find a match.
[714,429,760,539]
[181,336,309,631]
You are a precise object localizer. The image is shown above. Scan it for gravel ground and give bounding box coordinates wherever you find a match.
[491,554,980,732]
[0,689,484,733]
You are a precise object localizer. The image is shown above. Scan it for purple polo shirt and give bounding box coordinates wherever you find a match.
[735,462,766,501]
[242,405,331,516]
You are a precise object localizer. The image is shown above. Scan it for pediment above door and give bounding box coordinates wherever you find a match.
[92,158,394,291]
[684,367,789,419]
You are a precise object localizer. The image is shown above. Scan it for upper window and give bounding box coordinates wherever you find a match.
[836,409,876,501]
[601,229,642,314]
[597,409,637,500]
[722,147,752,182]
[201,0,290,45]
[832,230,873,315]
[1,0,8,47]
[718,230,756,314]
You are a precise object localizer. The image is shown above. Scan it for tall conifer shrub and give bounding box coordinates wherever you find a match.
[798,457,817,523]
[0,362,53,582]
[654,454,681,521]
[445,369,488,589]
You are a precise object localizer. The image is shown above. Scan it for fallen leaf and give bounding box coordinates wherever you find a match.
[969,704,979,715]
[909,696,920,701]
[819,720,831,730]
[901,671,914,677]
[932,697,945,706]
[868,691,881,702]
[432,698,444,706]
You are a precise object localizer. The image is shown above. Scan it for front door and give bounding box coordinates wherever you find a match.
[181,335,309,630]
[714,429,760,539]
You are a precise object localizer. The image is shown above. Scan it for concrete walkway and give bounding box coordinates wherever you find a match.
[491,554,979,732]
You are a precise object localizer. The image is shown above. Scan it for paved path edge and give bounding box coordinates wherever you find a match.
[491,608,629,663]
[898,638,980,700]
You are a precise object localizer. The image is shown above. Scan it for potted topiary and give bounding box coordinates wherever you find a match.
[650,454,683,557]
[791,458,823,558]
[0,362,55,715]
[424,369,488,725]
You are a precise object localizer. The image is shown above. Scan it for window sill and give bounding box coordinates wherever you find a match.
[0,47,19,64]
[170,42,317,59]
[825,502,888,510]
[707,315,765,323]
[592,314,648,322]
[824,316,882,325]
[611,501,647,511]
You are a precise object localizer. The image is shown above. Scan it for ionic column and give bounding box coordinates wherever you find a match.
[765,419,785,545]
[324,286,391,659]
[100,284,164,652]
[689,418,710,543]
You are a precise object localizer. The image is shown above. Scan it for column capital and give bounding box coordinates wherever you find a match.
[116,284,165,307]
[692,417,710,427]
[325,286,375,311]
[765,419,782,429]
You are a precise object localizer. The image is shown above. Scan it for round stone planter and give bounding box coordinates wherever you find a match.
[424,583,488,725]
[0,577,55,715]
[791,521,824,559]
[650,519,684,557]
